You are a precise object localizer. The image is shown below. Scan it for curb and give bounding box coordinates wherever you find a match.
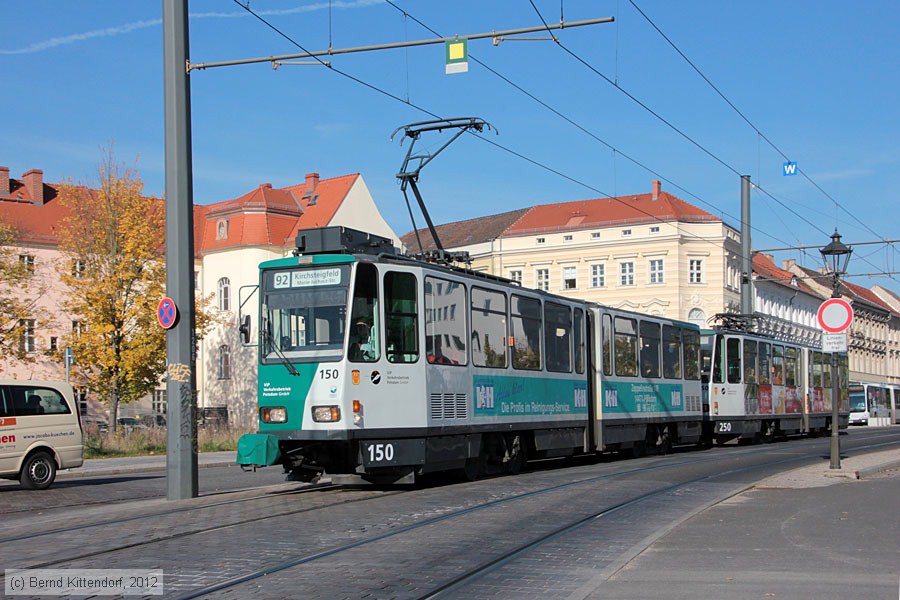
[855,458,900,480]
[57,460,238,480]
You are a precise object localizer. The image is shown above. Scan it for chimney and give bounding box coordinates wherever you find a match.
[0,166,9,196]
[782,259,796,271]
[304,172,320,196]
[651,179,661,201]
[23,169,44,205]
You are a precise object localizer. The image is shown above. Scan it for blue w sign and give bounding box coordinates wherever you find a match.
[783,161,798,176]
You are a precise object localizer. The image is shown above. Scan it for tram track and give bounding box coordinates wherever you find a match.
[2,433,894,598]
[175,437,897,599]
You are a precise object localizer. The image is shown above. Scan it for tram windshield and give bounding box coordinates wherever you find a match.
[848,391,867,412]
[260,265,350,363]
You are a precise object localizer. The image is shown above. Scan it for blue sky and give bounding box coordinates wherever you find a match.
[3,1,899,293]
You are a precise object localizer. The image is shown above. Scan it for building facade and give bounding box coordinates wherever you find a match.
[0,166,398,427]
[402,181,743,327]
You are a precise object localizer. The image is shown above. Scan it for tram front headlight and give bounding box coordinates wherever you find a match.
[312,405,341,422]
[261,406,287,423]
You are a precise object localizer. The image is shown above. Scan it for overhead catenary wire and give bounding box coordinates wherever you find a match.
[526,1,898,283]
[626,0,900,258]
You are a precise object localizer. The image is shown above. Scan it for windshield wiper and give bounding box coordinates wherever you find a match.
[263,325,300,377]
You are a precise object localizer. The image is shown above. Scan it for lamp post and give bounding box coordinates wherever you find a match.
[819,229,852,469]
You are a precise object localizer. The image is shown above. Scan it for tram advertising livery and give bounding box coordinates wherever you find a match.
[236,226,849,485]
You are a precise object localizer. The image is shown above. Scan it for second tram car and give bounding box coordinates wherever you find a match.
[700,330,849,443]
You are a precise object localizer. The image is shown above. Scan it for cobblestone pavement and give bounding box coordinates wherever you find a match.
[1,428,897,599]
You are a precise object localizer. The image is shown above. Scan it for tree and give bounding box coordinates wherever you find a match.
[0,219,41,363]
[57,150,214,430]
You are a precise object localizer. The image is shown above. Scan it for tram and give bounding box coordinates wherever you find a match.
[700,329,849,443]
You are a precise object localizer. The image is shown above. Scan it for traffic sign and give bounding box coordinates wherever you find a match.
[822,332,848,353]
[445,38,469,74]
[157,297,178,329]
[817,298,853,333]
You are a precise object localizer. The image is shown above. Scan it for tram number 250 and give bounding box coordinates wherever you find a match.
[717,422,733,433]
[367,443,395,463]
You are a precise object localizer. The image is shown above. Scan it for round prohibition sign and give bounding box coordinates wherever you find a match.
[157,297,178,329]
[817,298,853,333]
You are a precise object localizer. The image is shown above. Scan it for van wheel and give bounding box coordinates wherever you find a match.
[20,452,57,490]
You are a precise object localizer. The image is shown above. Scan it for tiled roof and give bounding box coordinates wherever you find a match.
[0,170,358,256]
[400,208,530,253]
[752,253,818,296]
[503,189,718,236]
[400,183,720,250]
[792,264,898,317]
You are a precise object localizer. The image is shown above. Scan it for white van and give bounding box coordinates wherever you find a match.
[0,380,84,489]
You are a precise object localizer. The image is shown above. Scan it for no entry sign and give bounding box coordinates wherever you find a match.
[817,298,853,333]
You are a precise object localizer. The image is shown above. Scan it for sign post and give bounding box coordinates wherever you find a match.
[817,297,853,470]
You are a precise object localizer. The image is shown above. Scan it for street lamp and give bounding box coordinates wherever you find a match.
[820,229,852,469]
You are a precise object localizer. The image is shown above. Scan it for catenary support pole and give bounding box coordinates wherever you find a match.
[163,0,198,500]
[741,175,753,316]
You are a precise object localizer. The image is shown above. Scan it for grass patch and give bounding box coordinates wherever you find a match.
[84,426,253,459]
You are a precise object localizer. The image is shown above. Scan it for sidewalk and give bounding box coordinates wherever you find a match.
[58,450,237,479]
[587,447,900,600]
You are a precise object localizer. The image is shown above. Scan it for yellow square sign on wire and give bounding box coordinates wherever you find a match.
[445,39,468,74]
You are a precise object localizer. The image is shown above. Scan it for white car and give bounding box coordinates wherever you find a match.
[0,380,84,489]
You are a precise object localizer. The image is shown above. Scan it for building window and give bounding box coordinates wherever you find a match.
[536,269,549,291]
[563,266,577,290]
[509,270,522,284]
[620,262,634,286]
[649,259,664,284]
[75,388,88,418]
[591,264,605,288]
[49,336,58,352]
[217,345,231,379]
[690,259,703,284]
[216,219,229,241]
[688,308,706,327]
[536,237,546,245]
[591,232,601,239]
[563,234,573,242]
[18,254,35,274]
[194,271,200,290]
[152,389,167,416]
[622,229,632,237]
[72,320,84,337]
[72,259,86,278]
[650,226,660,233]
[218,277,231,311]
[19,319,35,353]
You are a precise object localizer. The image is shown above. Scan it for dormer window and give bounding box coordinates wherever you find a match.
[216,219,229,241]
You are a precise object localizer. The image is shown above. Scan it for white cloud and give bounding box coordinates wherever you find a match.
[0,0,382,55]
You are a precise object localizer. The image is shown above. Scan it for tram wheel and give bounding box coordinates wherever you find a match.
[504,434,525,475]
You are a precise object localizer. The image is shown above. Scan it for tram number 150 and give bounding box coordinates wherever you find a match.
[367,443,394,463]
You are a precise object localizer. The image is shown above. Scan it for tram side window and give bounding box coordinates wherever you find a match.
[743,339,758,383]
[601,314,613,376]
[471,287,508,368]
[544,302,572,373]
[662,325,682,379]
[810,351,822,388]
[425,277,467,366]
[683,329,701,380]
[712,334,725,384]
[573,309,585,375]
[614,317,638,377]
[640,321,661,378]
[785,347,798,387]
[726,338,742,384]
[384,272,419,363]
[822,354,832,389]
[348,263,379,363]
[773,345,784,385]
[511,295,542,370]
[758,342,771,385]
